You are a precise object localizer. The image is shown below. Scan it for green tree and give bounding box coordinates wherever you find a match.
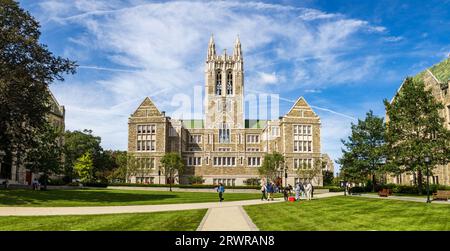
[160,152,184,191]
[25,124,63,190]
[63,130,103,181]
[0,0,76,178]
[296,158,323,184]
[74,152,94,183]
[384,77,450,194]
[107,151,128,183]
[337,111,386,192]
[258,152,285,184]
[322,170,334,186]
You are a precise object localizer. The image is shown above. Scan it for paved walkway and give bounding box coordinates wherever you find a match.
[0,192,344,231]
[353,193,450,204]
[0,198,286,217]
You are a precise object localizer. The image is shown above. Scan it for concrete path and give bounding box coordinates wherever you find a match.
[0,192,345,217]
[0,198,283,216]
[354,193,450,204]
[197,206,259,231]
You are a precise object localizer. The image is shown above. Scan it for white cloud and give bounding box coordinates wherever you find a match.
[383,36,404,42]
[256,72,280,85]
[32,1,388,151]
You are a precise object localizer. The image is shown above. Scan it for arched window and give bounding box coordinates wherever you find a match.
[226,70,233,95]
[216,71,222,95]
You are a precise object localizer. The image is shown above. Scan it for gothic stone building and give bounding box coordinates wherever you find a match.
[127,36,323,186]
[387,57,450,186]
[0,89,65,185]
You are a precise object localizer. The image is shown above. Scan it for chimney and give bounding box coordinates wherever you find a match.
[161,111,166,117]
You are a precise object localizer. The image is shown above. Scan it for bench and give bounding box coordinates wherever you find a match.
[378,189,392,197]
[432,190,450,201]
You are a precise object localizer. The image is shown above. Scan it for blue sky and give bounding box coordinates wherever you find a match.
[19,0,450,173]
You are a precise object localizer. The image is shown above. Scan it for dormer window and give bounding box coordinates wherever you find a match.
[226,70,233,95]
[216,71,222,95]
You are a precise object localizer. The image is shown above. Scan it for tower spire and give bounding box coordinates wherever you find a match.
[207,34,216,60]
[233,35,242,60]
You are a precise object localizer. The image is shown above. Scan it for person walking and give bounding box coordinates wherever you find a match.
[32,178,38,190]
[217,183,225,202]
[266,182,272,201]
[260,183,267,201]
[295,182,301,201]
[283,185,289,201]
[288,184,293,196]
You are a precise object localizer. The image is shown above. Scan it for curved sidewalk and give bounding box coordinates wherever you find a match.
[0,192,344,216]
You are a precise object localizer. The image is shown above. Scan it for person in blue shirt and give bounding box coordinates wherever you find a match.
[217,183,225,202]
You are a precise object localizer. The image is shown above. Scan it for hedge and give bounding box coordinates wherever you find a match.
[108,183,260,190]
[349,184,450,194]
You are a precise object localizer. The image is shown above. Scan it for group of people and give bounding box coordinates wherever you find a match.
[216,180,314,202]
[260,181,314,202]
[260,182,279,201]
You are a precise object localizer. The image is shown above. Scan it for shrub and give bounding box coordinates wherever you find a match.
[109,183,260,189]
[67,182,80,186]
[243,178,261,186]
[187,176,205,185]
[48,178,66,186]
[323,186,345,192]
[82,182,108,188]
[349,186,369,193]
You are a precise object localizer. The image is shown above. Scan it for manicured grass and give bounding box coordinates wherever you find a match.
[244,196,450,230]
[0,188,262,207]
[363,192,428,198]
[0,209,207,231]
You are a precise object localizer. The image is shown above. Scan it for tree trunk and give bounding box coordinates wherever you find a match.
[417,169,423,195]
[372,174,376,192]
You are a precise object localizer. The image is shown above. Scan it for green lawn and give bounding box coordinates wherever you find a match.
[0,209,207,231]
[244,196,450,230]
[363,192,428,198]
[0,188,262,207]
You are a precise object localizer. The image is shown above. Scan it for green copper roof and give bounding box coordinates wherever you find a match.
[414,57,450,83]
[182,120,204,129]
[245,120,267,129]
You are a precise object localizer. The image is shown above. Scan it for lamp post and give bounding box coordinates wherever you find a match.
[424,156,431,203]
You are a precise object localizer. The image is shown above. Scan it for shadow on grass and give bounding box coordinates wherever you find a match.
[0,189,178,206]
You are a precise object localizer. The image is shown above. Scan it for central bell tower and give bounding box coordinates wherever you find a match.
[204,35,244,129]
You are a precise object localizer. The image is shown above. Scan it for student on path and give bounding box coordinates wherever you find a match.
[217,183,225,202]
[295,182,301,201]
[32,178,39,190]
[283,186,290,201]
[261,183,267,201]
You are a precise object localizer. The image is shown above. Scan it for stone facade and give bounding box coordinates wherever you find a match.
[0,89,65,185]
[127,36,323,186]
[387,59,450,186]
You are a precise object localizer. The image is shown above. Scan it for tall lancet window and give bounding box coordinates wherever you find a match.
[216,71,222,95]
[226,70,233,95]
[219,123,230,143]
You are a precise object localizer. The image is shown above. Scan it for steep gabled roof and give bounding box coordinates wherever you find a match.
[392,57,450,103]
[132,97,161,117]
[285,97,318,118]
